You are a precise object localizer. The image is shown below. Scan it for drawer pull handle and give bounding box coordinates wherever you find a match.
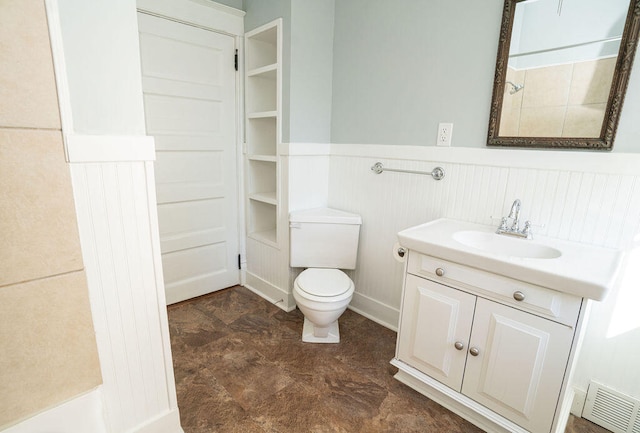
[513,291,526,301]
[435,268,445,277]
[469,347,480,357]
[454,341,464,351]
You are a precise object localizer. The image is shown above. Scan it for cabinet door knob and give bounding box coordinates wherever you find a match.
[454,341,464,351]
[469,347,480,356]
[513,291,526,301]
[435,268,445,277]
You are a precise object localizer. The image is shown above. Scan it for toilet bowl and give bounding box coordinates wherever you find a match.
[292,268,355,343]
[289,207,362,343]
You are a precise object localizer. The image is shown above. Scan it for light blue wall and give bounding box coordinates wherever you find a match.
[290,0,335,143]
[247,0,640,152]
[330,0,503,148]
[212,0,244,10]
[328,0,640,152]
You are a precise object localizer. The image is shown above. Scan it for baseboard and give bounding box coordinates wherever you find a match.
[1,388,107,433]
[391,359,528,433]
[133,409,183,433]
[571,387,587,416]
[349,291,399,331]
[244,272,296,312]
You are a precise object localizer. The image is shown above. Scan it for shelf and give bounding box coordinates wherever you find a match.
[246,24,277,71]
[247,199,277,246]
[247,154,276,162]
[248,63,277,78]
[247,159,276,195]
[246,73,276,113]
[246,116,276,156]
[249,191,277,205]
[248,228,278,247]
[247,111,277,119]
[245,19,280,251]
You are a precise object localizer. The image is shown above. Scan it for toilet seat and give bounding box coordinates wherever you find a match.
[292,268,355,343]
[296,268,352,297]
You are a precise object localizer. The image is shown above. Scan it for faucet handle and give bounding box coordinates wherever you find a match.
[498,217,509,230]
[521,221,532,239]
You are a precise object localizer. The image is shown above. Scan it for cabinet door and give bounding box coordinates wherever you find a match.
[397,275,476,391]
[462,298,573,433]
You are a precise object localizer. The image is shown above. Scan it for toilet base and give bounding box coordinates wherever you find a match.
[301,317,340,343]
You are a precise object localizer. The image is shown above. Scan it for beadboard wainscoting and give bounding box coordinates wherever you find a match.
[245,237,296,310]
[327,144,640,330]
[324,143,640,405]
[67,135,183,433]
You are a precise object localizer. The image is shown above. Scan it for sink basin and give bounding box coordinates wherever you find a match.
[453,230,562,259]
[397,218,623,301]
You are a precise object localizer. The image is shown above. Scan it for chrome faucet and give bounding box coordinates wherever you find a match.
[497,199,532,239]
[507,199,521,230]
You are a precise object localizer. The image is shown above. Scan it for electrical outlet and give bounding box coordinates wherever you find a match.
[436,122,453,147]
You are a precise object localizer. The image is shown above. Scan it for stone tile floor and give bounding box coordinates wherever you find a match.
[168,285,609,433]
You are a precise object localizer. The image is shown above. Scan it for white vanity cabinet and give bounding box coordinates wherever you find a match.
[393,251,585,433]
[397,274,475,391]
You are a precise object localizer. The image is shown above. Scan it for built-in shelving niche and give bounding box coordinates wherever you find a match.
[245,19,281,248]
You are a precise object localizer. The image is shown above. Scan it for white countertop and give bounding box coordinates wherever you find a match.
[397,218,624,301]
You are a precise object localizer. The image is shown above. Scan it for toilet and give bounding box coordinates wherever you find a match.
[289,207,362,343]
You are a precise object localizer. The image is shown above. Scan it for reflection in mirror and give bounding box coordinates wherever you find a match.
[502,0,626,138]
[488,0,640,150]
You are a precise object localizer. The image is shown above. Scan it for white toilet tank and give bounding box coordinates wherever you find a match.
[289,207,362,269]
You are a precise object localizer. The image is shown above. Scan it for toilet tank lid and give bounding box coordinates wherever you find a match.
[289,207,362,225]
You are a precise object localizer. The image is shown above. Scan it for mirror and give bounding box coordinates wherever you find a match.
[488,0,640,150]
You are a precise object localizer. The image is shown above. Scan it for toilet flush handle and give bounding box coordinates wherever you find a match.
[290,222,302,229]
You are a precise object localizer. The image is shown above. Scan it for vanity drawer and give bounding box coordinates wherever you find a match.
[407,252,582,327]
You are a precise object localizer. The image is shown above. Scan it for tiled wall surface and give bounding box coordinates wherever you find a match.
[0,129,83,285]
[0,0,101,428]
[500,58,616,137]
[0,0,60,130]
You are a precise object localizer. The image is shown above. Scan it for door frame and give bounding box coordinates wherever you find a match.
[136,0,247,287]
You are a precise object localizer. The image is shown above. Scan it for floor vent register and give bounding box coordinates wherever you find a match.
[583,381,640,433]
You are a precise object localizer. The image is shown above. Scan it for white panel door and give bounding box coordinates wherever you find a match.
[462,298,573,433]
[138,12,239,304]
[397,275,476,391]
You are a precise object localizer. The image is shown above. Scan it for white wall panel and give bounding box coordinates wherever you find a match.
[288,155,329,212]
[246,238,295,309]
[68,136,182,433]
[56,0,146,135]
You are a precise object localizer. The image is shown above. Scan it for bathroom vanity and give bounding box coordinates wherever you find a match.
[392,218,622,433]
